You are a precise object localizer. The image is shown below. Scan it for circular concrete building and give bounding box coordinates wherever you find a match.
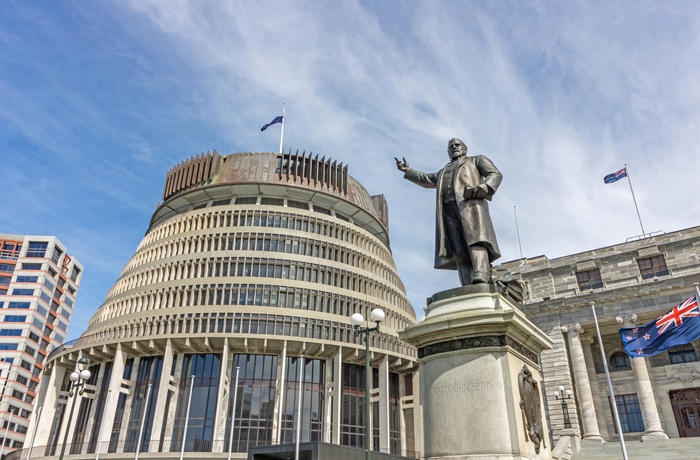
[26,151,419,459]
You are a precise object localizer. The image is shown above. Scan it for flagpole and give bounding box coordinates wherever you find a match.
[279,103,286,154]
[695,283,700,307]
[591,302,628,460]
[514,206,524,259]
[624,164,645,236]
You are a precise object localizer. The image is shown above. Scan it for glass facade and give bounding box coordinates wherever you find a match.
[170,353,221,452]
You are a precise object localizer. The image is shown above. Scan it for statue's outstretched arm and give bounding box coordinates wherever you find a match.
[394,157,409,172]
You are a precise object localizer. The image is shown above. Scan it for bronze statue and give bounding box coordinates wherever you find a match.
[395,138,502,285]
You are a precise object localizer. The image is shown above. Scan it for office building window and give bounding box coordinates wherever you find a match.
[21,263,42,271]
[26,242,48,258]
[576,269,603,291]
[638,255,669,279]
[0,329,22,336]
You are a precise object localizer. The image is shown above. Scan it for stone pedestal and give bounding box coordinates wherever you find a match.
[400,285,554,460]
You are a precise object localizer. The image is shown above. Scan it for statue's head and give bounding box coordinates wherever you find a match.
[447,138,467,160]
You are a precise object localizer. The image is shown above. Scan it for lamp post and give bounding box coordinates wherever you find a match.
[350,308,385,460]
[554,385,573,429]
[58,355,91,460]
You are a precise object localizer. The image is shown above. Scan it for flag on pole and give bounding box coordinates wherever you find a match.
[604,167,628,184]
[261,116,283,132]
[619,294,700,357]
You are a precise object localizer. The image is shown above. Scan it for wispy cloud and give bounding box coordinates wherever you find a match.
[1,0,699,338]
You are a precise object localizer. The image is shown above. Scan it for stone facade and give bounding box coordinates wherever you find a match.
[501,226,700,444]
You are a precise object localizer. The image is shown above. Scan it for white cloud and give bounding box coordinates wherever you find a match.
[1,0,699,338]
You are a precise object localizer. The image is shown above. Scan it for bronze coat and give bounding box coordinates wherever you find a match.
[403,155,502,270]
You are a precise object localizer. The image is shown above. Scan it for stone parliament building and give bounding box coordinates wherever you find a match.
[16,147,700,459]
[502,225,700,445]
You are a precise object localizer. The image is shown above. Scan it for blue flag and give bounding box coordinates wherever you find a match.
[604,167,627,184]
[261,116,283,132]
[619,294,700,357]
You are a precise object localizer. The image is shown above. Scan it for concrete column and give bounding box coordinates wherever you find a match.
[212,338,230,452]
[95,344,126,454]
[29,364,66,447]
[162,352,185,451]
[116,356,141,452]
[580,334,610,440]
[58,361,86,452]
[81,362,107,453]
[397,371,407,455]
[564,324,604,442]
[149,339,174,452]
[322,353,335,443]
[272,342,287,443]
[378,355,390,453]
[331,348,342,445]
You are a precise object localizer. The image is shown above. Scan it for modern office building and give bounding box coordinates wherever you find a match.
[25,151,419,459]
[501,225,700,445]
[0,235,82,458]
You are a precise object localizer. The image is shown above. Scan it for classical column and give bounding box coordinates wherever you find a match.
[580,334,610,440]
[617,315,668,440]
[564,324,604,442]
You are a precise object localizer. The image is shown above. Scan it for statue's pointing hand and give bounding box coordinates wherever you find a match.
[395,157,409,172]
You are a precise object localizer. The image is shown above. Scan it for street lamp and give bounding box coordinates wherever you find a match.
[58,355,91,460]
[554,385,573,429]
[350,308,385,460]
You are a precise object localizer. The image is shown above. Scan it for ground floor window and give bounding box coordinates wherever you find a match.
[611,394,645,433]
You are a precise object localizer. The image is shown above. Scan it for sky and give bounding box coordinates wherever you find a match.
[1,1,699,341]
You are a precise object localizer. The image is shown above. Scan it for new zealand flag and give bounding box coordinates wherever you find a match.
[620,294,700,357]
[261,116,283,132]
[604,167,627,184]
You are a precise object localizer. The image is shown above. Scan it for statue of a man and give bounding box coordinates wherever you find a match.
[395,138,502,285]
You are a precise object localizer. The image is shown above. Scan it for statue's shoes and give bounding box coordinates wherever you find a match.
[472,272,489,284]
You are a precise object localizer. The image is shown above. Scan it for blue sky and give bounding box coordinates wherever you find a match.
[2,1,699,340]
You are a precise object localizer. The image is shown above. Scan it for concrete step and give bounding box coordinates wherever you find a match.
[573,437,700,459]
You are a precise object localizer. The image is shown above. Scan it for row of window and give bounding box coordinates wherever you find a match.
[126,230,400,290]
[609,344,697,371]
[576,254,670,291]
[82,311,415,359]
[110,255,409,317]
[98,281,411,334]
[143,207,392,268]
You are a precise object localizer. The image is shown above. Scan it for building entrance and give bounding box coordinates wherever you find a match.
[670,388,700,437]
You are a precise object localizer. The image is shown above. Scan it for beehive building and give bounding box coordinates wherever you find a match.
[26,151,419,459]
